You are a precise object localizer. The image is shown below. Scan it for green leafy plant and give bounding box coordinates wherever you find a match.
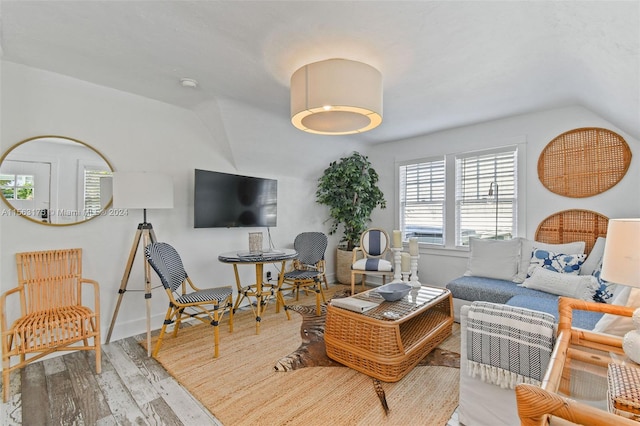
[316,152,386,251]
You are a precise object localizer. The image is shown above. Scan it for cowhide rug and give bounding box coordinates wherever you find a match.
[274,293,460,415]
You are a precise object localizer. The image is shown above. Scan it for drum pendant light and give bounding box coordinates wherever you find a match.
[290,58,383,135]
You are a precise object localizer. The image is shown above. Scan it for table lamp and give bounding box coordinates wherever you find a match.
[105,171,174,355]
[600,218,640,363]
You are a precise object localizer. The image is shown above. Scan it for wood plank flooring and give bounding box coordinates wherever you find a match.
[2,329,221,426]
[1,287,461,425]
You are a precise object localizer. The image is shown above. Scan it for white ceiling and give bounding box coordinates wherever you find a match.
[1,1,638,144]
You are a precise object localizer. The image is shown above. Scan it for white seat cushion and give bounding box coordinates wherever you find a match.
[352,258,393,272]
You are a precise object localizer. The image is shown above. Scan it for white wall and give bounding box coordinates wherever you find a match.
[368,106,640,288]
[3,60,638,360]
[0,61,350,345]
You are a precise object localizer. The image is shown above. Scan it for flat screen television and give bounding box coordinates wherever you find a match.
[194,169,277,228]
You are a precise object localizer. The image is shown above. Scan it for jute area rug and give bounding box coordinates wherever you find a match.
[144,285,460,426]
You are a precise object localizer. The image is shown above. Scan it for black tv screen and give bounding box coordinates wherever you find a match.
[194,169,277,228]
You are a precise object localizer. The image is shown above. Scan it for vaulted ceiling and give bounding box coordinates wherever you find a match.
[1,1,638,144]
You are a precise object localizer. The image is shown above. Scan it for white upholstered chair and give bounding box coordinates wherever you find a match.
[350,228,394,295]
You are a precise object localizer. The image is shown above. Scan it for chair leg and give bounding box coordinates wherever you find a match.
[2,359,9,402]
[227,296,234,333]
[212,301,221,358]
[153,306,174,357]
[173,307,186,338]
[315,288,322,316]
[351,272,356,295]
[94,331,102,374]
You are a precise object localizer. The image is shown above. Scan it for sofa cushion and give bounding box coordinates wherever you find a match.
[506,295,603,330]
[446,275,556,304]
[516,239,586,283]
[527,249,586,276]
[521,267,599,300]
[591,258,619,303]
[464,238,521,281]
[580,236,606,276]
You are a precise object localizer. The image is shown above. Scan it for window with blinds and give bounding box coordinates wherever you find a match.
[455,147,517,245]
[398,145,519,248]
[399,158,445,244]
[83,169,112,218]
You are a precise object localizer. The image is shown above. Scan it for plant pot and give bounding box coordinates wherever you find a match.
[335,248,353,285]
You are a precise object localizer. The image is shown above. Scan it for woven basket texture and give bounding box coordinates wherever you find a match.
[608,363,640,418]
[538,127,632,198]
[535,209,608,255]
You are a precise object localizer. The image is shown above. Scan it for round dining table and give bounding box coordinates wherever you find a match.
[218,248,297,334]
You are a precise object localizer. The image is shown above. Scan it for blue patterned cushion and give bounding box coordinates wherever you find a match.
[527,249,586,277]
[592,258,618,303]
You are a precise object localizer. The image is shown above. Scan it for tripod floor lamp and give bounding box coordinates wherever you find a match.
[105,171,174,356]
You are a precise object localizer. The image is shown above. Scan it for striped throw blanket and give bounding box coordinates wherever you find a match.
[466,301,555,389]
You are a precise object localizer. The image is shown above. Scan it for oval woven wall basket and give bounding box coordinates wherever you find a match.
[535,209,609,255]
[538,127,632,198]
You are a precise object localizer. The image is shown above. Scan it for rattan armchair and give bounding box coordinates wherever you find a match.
[516,297,637,426]
[1,248,101,402]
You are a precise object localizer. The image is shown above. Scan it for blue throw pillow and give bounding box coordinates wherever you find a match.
[527,249,586,277]
[592,259,617,303]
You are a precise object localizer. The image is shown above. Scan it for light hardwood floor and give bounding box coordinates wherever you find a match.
[1,290,461,425]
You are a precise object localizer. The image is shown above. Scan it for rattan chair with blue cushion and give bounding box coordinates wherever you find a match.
[280,232,329,315]
[351,228,394,295]
[145,242,233,358]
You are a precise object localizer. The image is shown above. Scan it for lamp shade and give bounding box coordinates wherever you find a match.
[290,58,382,135]
[112,171,174,209]
[600,218,640,288]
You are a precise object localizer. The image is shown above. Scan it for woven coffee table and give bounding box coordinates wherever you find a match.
[324,285,453,382]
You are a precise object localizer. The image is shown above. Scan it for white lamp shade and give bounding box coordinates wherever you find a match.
[112,172,174,209]
[290,58,382,135]
[600,218,640,288]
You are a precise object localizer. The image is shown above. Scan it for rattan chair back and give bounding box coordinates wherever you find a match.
[1,248,101,402]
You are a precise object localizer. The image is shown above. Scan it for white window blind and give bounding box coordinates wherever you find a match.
[83,169,112,217]
[399,158,445,244]
[455,147,517,245]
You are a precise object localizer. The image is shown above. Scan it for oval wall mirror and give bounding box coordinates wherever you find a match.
[0,135,114,226]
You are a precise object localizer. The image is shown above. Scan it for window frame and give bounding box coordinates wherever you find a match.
[397,141,526,251]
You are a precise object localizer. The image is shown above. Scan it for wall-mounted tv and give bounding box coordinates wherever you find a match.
[194,169,277,228]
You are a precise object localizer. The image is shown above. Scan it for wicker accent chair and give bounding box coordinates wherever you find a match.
[145,242,233,358]
[279,232,329,315]
[350,228,394,295]
[1,248,101,402]
[515,297,637,426]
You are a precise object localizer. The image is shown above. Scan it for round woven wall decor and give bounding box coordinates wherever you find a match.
[538,127,632,198]
[534,209,608,255]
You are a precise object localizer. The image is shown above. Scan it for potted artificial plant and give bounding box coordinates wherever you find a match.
[316,151,386,284]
